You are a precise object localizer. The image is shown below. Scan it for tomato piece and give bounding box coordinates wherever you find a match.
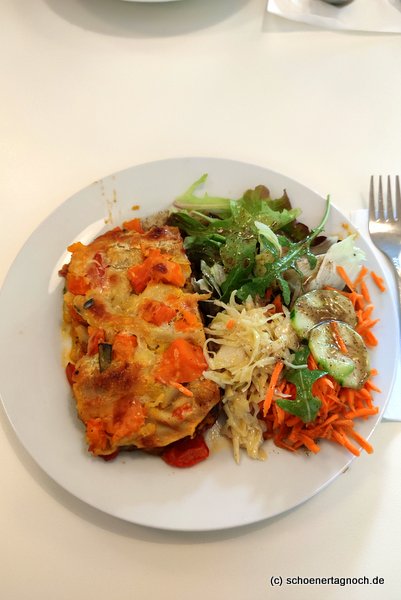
[112,333,138,361]
[127,249,185,294]
[67,242,86,253]
[122,218,144,233]
[174,310,200,331]
[58,263,69,278]
[155,338,207,384]
[86,252,107,288]
[68,304,87,325]
[111,398,146,442]
[100,450,120,462]
[172,402,193,420]
[162,435,210,468]
[87,326,105,355]
[66,273,90,295]
[127,262,151,294]
[151,259,185,288]
[86,418,109,453]
[141,299,177,326]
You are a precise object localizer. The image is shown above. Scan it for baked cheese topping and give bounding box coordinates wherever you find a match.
[61,220,220,457]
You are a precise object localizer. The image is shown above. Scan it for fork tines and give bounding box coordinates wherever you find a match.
[369,175,401,221]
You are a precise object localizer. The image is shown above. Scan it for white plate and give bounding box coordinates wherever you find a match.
[0,157,398,531]
[267,0,401,33]
[120,1,183,3]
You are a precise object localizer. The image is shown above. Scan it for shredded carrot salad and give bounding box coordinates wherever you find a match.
[260,265,384,457]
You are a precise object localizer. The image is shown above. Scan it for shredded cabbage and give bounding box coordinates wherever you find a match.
[305,234,365,292]
[203,293,299,463]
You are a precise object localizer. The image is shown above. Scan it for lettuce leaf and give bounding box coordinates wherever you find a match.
[173,174,232,217]
[170,175,330,306]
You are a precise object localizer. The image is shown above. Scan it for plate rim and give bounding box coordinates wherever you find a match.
[0,156,398,531]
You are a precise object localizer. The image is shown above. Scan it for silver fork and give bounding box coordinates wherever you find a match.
[368,175,401,334]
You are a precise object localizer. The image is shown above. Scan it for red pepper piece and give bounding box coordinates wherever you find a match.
[162,435,210,468]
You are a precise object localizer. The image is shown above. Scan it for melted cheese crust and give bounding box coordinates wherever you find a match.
[62,224,220,456]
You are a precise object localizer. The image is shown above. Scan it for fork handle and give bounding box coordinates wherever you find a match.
[390,256,401,340]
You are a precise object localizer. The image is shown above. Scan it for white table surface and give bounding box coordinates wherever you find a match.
[1,1,401,599]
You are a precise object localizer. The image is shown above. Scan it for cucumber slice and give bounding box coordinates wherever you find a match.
[291,289,357,339]
[309,321,370,389]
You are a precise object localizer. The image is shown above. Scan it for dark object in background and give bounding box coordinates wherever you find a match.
[320,0,354,6]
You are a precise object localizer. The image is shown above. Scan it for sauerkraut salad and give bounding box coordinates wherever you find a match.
[169,176,382,464]
[203,295,298,462]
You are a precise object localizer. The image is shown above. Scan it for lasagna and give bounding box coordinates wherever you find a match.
[60,218,220,460]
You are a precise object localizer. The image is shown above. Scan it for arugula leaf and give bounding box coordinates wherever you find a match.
[276,346,327,423]
[235,197,330,304]
[220,264,253,301]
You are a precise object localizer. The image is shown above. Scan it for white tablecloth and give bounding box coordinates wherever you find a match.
[1,1,401,599]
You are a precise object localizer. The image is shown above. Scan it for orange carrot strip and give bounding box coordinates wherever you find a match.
[362,305,374,320]
[273,434,296,452]
[321,413,340,427]
[330,419,354,427]
[226,319,235,330]
[332,429,360,456]
[273,295,283,314]
[336,265,355,291]
[365,380,382,393]
[356,318,380,333]
[371,271,386,292]
[285,416,300,427]
[356,388,372,402]
[169,381,194,397]
[360,280,371,303]
[307,353,318,370]
[330,321,348,354]
[321,376,335,390]
[296,434,321,454]
[275,403,286,426]
[344,407,379,419]
[344,388,355,407]
[345,428,374,454]
[263,361,284,416]
[260,315,380,458]
[353,266,369,287]
[362,330,379,347]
